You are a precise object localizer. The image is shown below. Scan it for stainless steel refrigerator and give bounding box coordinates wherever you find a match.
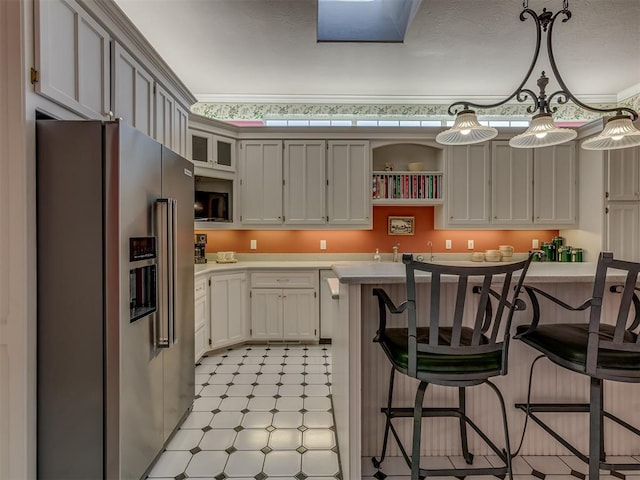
[36,120,195,480]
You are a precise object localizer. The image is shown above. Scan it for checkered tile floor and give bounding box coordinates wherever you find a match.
[147,344,339,479]
[362,454,640,480]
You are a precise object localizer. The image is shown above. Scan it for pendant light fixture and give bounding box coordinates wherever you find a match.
[435,0,640,150]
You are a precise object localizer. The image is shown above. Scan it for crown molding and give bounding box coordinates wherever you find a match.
[618,83,640,102]
[194,93,620,106]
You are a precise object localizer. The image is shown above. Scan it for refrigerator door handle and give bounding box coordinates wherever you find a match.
[155,198,172,349]
[169,198,178,346]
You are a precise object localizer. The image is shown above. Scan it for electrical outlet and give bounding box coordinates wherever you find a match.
[468,240,474,250]
[250,239,257,250]
[320,240,327,250]
[532,239,539,249]
[445,239,452,250]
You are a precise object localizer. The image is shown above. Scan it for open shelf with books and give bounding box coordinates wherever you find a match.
[372,171,443,204]
[371,141,444,205]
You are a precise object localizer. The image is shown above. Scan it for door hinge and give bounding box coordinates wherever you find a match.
[605,207,609,214]
[326,180,329,186]
[30,68,39,84]
[605,191,610,199]
[282,216,285,221]
[314,291,317,298]
[153,84,157,94]
[249,291,252,298]
[282,179,285,186]
[240,179,243,185]
[250,328,252,335]
[208,338,212,345]
[315,329,317,336]
[208,279,211,286]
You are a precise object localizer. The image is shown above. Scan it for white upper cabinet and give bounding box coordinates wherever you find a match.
[606,203,640,262]
[283,141,326,225]
[187,130,236,172]
[173,104,189,158]
[607,146,640,201]
[35,0,111,119]
[154,82,174,149]
[239,140,284,224]
[446,144,491,225]
[533,143,576,224]
[327,141,371,225]
[112,42,154,137]
[491,141,533,224]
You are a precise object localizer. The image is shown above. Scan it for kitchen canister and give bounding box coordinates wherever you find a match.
[541,242,556,262]
[572,248,583,262]
[558,246,572,262]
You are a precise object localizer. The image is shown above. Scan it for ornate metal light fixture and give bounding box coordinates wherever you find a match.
[435,0,640,150]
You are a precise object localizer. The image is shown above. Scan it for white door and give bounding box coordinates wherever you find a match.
[491,141,533,224]
[194,292,209,361]
[446,144,490,225]
[250,289,283,340]
[112,42,154,136]
[284,141,327,224]
[607,147,640,201]
[226,274,246,343]
[154,82,174,150]
[35,0,111,119]
[606,203,640,262]
[240,141,283,224]
[533,143,576,225]
[327,141,371,225]
[210,275,231,348]
[282,289,318,341]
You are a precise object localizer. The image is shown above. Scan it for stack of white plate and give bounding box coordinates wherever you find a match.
[485,250,502,262]
[471,252,485,262]
[498,245,514,262]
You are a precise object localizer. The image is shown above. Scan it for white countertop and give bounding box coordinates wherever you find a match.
[332,261,602,284]
[194,257,604,284]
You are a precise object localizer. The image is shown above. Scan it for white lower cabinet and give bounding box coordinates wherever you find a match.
[606,203,640,261]
[194,276,210,362]
[210,272,248,349]
[250,271,319,341]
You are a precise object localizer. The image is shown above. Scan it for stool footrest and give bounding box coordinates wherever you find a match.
[418,466,508,478]
[515,401,640,472]
[381,406,464,418]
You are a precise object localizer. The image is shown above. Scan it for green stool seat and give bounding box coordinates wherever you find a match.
[516,323,640,372]
[380,327,502,375]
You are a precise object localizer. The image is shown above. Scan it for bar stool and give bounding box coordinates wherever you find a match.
[371,253,533,480]
[515,252,640,480]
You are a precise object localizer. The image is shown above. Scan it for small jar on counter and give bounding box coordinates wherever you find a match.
[572,248,583,262]
[559,246,572,262]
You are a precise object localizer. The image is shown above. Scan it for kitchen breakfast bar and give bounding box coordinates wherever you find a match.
[330,261,640,480]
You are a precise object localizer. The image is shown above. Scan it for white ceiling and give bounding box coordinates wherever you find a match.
[115,0,640,105]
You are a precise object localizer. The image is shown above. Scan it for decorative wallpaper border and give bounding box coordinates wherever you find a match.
[192,93,640,122]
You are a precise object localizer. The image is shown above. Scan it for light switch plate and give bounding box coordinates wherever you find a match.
[532,239,539,249]
[468,240,474,250]
[445,240,452,249]
[250,239,257,250]
[320,240,327,250]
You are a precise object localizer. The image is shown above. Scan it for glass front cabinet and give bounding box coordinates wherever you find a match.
[187,129,236,172]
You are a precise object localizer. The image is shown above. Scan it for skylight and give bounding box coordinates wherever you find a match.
[317,0,422,42]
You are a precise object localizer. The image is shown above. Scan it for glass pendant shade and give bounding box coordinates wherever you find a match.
[582,116,640,151]
[435,110,498,145]
[509,113,577,148]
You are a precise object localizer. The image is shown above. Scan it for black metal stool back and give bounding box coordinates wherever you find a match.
[371,253,534,480]
[515,251,640,480]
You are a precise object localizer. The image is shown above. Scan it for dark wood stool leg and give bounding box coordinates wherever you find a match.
[411,381,429,480]
[590,377,603,480]
[458,387,474,465]
[372,366,396,469]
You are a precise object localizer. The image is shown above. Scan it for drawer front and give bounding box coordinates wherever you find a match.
[195,276,208,299]
[251,271,317,289]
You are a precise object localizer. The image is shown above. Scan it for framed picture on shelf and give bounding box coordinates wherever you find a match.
[388,216,415,235]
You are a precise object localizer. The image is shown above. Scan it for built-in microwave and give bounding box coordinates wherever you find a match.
[194,175,232,222]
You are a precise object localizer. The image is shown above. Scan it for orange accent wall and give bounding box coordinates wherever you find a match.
[196,206,559,254]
